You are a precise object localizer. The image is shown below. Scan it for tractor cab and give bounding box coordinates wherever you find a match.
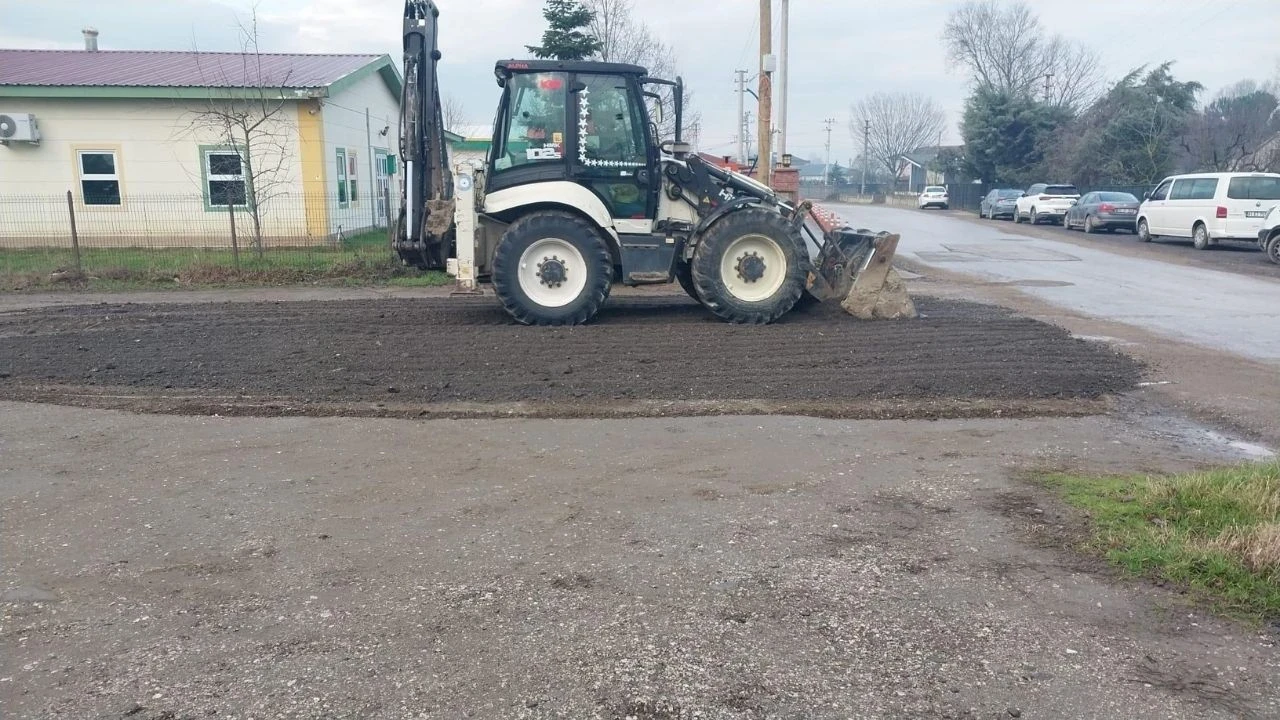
[488,60,681,224]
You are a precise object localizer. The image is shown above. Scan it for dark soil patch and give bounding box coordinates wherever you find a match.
[0,295,1142,418]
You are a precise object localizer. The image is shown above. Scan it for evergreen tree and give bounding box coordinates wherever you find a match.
[526,0,602,61]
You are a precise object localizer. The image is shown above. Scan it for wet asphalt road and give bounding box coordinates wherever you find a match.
[829,204,1280,363]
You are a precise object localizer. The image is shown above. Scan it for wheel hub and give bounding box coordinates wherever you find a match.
[735,251,767,283]
[537,256,568,288]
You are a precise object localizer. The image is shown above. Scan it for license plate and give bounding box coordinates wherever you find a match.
[1245,211,1267,218]
[1116,209,1136,214]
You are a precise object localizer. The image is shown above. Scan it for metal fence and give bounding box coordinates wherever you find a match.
[1,190,404,285]
[946,182,1157,213]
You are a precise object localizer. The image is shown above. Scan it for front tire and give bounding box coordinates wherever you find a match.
[1138,219,1153,242]
[691,208,806,325]
[1084,215,1096,234]
[1013,209,1023,224]
[1266,235,1280,265]
[491,210,613,326]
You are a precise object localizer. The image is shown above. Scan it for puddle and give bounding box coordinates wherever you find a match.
[1204,431,1276,460]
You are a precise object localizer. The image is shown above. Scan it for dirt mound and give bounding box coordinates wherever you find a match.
[0,295,1143,419]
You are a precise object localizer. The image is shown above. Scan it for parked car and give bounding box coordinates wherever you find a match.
[1260,204,1280,265]
[1013,183,1080,225]
[918,186,949,210]
[1064,191,1141,233]
[979,189,1022,219]
[1137,172,1280,250]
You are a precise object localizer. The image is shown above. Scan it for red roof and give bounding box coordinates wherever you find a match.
[0,49,386,89]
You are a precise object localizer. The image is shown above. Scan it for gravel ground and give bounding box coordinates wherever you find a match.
[2,402,1276,719]
[0,295,1141,420]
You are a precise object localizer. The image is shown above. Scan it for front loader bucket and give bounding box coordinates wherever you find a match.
[805,207,917,320]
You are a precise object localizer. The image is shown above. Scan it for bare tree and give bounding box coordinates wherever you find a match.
[442,94,469,133]
[1181,83,1280,172]
[583,0,699,142]
[943,0,1101,111]
[188,11,293,255]
[850,93,947,179]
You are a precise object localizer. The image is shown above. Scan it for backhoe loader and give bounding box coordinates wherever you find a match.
[395,0,909,326]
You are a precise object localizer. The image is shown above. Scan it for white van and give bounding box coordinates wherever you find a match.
[1137,172,1280,250]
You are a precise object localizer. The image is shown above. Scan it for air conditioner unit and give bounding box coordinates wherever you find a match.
[0,113,40,144]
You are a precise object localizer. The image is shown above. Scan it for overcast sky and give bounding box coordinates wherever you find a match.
[4,0,1278,165]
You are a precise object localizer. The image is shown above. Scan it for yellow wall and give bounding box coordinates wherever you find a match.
[0,97,306,246]
[295,99,329,238]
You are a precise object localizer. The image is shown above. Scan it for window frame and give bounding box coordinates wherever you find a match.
[199,145,250,212]
[336,147,349,208]
[1150,180,1172,201]
[76,148,123,207]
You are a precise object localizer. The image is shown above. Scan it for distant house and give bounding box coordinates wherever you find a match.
[448,123,493,169]
[798,163,833,183]
[898,145,963,192]
[0,36,402,245]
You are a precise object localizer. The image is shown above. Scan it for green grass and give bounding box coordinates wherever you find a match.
[0,230,451,291]
[1043,462,1280,621]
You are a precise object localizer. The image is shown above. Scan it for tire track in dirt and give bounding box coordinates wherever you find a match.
[0,295,1143,418]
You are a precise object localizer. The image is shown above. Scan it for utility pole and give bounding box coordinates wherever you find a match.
[778,0,789,160]
[757,0,773,181]
[823,118,835,186]
[735,70,748,164]
[1043,73,1054,103]
[743,110,753,162]
[861,119,870,195]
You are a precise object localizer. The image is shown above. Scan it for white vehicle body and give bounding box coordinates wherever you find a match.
[918,186,949,209]
[1137,172,1280,249]
[1013,183,1079,224]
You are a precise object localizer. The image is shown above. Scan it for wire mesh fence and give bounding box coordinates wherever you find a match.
[0,190,408,288]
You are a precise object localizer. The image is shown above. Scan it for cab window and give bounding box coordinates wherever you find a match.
[575,74,646,170]
[1149,181,1172,201]
[493,72,567,172]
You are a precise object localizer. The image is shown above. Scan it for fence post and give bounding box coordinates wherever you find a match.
[226,198,240,270]
[383,184,393,248]
[65,190,82,272]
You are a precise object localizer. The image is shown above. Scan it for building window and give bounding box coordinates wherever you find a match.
[348,151,359,203]
[205,149,247,207]
[336,148,348,206]
[78,150,121,206]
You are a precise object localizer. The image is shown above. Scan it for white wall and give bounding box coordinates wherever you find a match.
[321,70,400,236]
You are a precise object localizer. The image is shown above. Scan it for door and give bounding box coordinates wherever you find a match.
[1225,176,1280,238]
[570,72,657,232]
[374,149,390,225]
[1144,179,1173,234]
[1166,178,1198,237]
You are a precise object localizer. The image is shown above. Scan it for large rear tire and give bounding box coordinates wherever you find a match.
[691,208,806,325]
[491,211,613,326]
[1192,223,1210,250]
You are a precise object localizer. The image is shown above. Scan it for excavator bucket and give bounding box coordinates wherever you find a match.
[804,206,917,320]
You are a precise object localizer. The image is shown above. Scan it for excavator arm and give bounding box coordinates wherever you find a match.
[396,0,454,270]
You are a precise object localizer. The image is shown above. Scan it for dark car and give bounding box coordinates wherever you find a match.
[1064,191,1141,233]
[979,188,1022,220]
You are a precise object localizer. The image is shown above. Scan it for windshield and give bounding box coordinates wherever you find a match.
[924,186,946,193]
[1098,192,1138,202]
[1045,185,1079,196]
[1227,176,1280,200]
[997,189,1022,198]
